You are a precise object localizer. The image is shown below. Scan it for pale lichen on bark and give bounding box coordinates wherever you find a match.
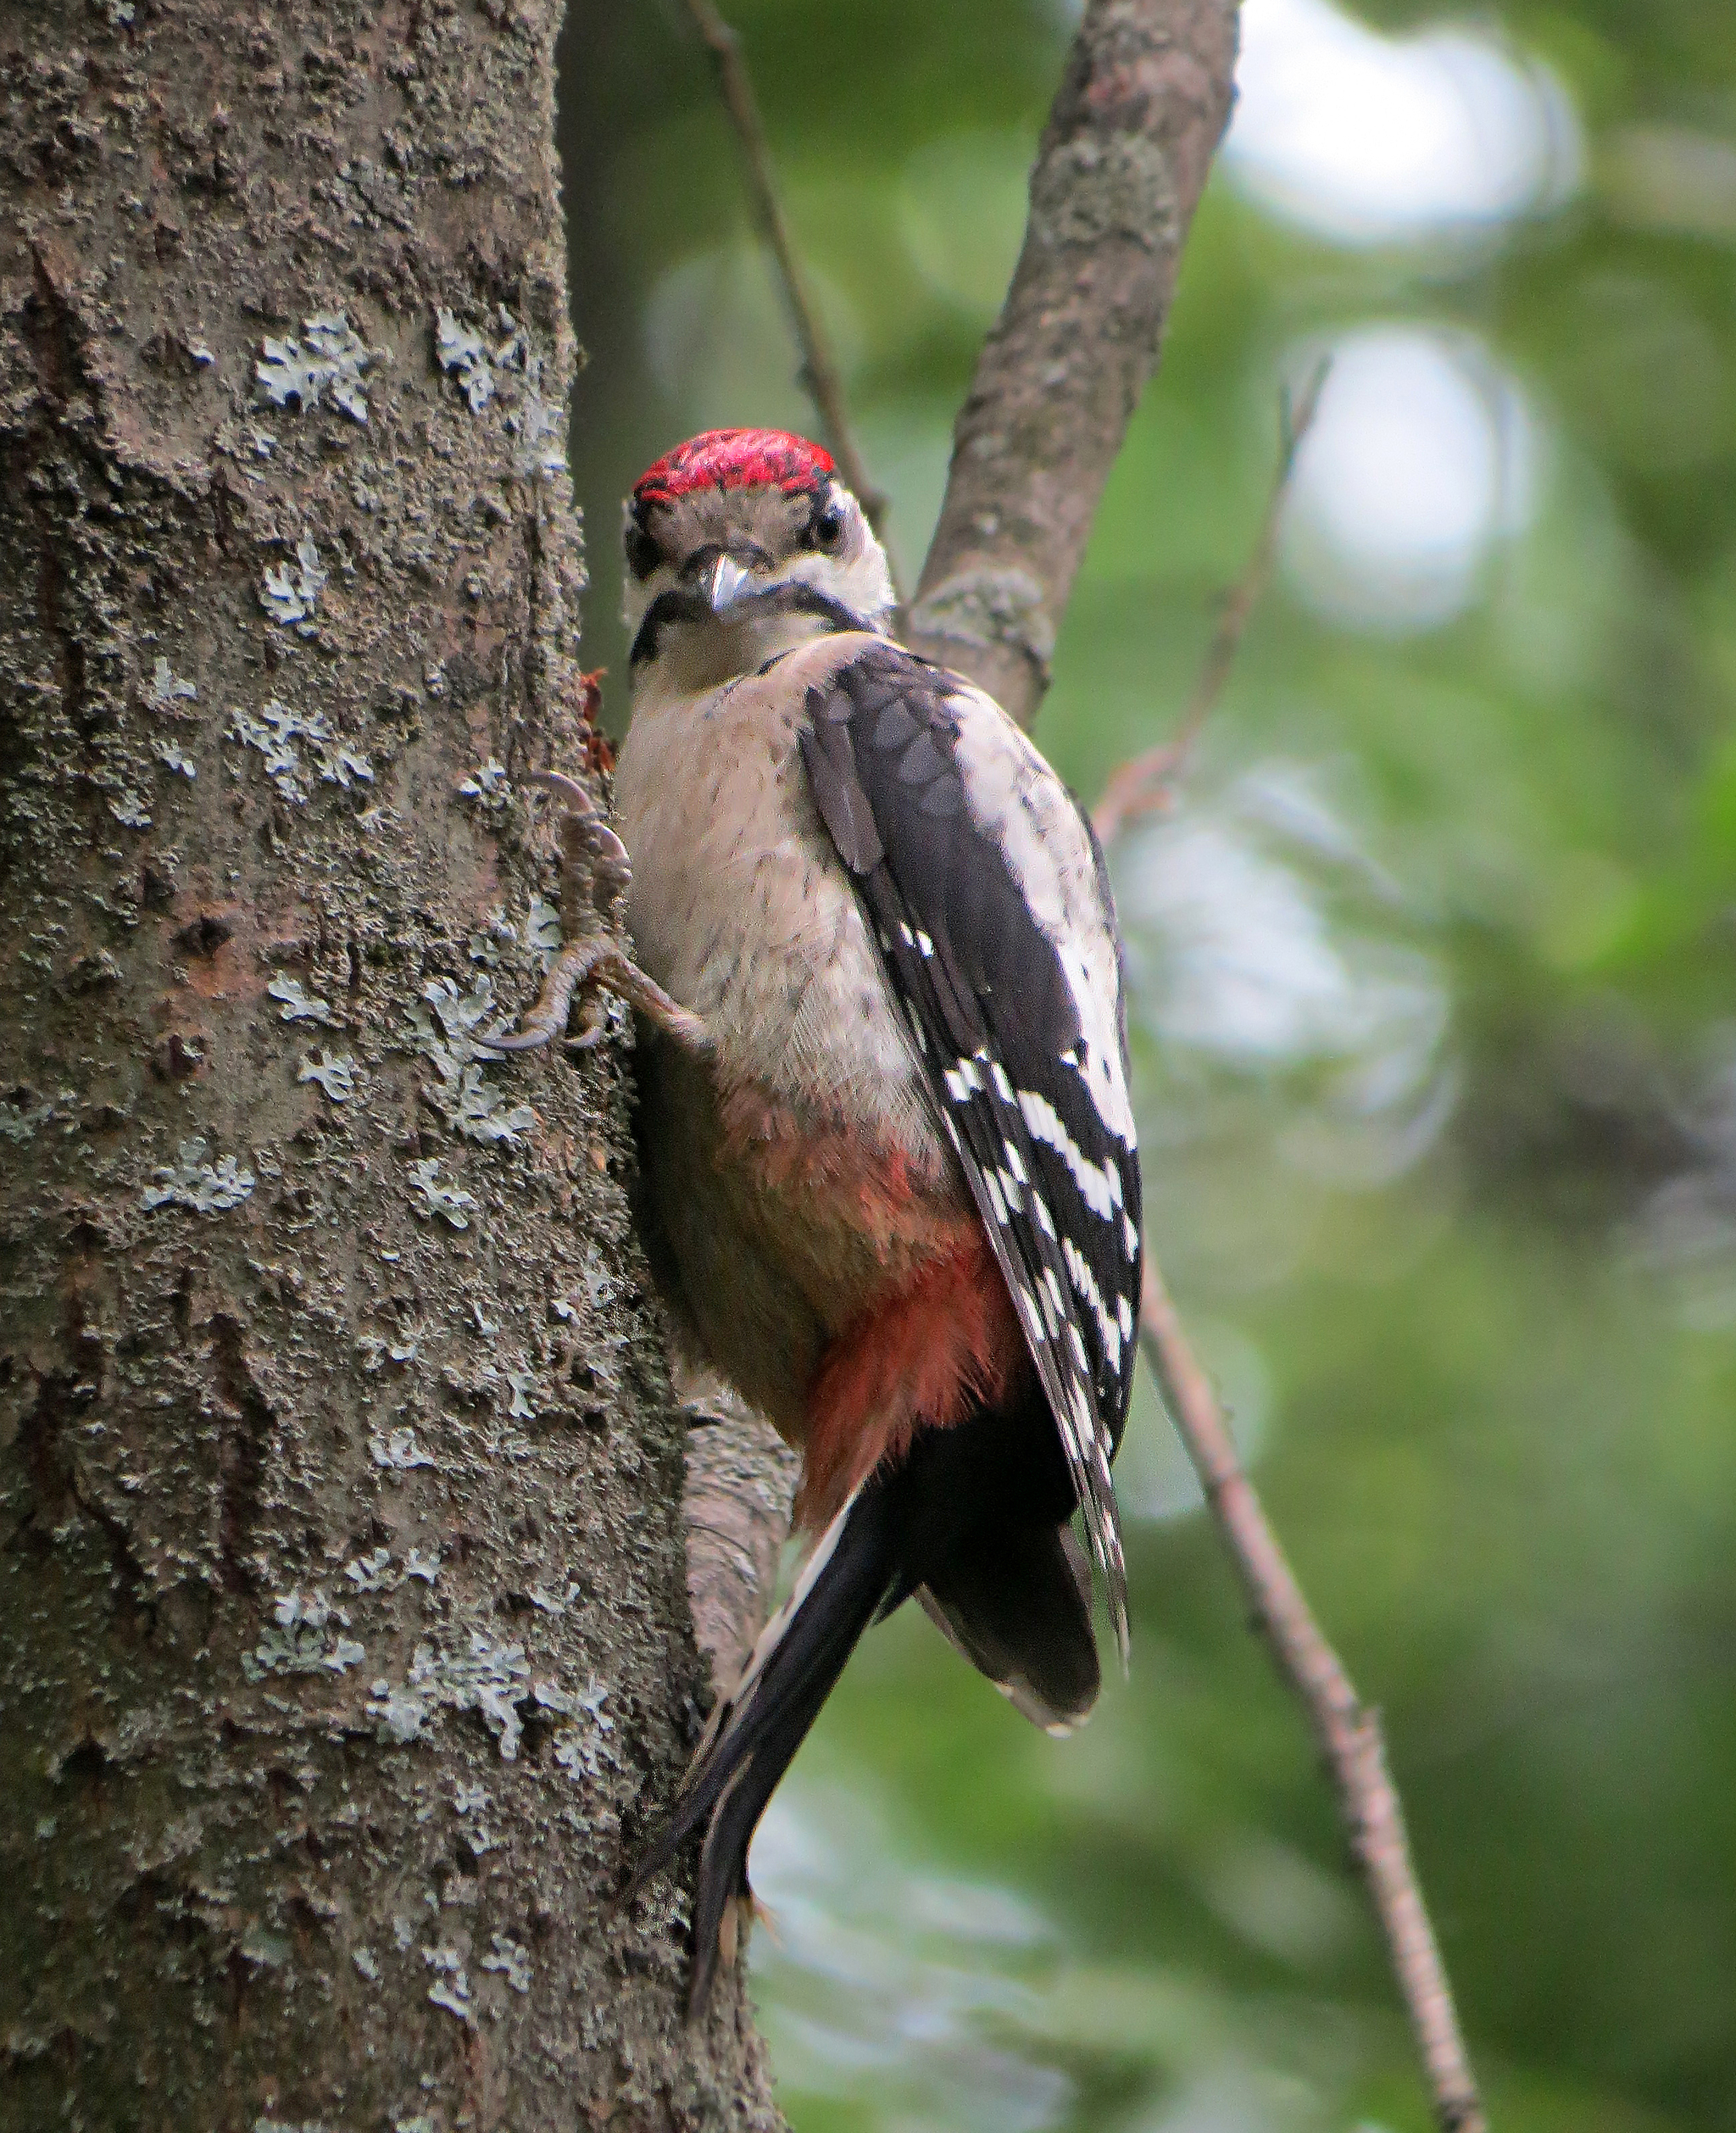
[0,1,778,2125]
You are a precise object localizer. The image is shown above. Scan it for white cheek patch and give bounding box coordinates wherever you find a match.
[621,557,680,638]
[776,533,895,626]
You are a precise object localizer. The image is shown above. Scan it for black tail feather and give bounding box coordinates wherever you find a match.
[919,1520,1099,1735]
[632,1385,1107,2013]
[626,1475,903,2013]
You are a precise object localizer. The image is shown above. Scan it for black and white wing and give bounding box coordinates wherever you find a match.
[799,642,1143,1658]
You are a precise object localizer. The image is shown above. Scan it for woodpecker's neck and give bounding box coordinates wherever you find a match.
[632,601,875,701]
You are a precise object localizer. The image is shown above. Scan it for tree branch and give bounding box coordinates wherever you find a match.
[680,0,892,547]
[1136,1263,1488,2133]
[1083,360,1486,2133]
[904,0,1240,728]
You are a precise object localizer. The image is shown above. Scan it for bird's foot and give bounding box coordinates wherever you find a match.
[478,771,711,1056]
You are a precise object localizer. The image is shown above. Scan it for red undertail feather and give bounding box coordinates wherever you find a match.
[798,1234,1026,1529]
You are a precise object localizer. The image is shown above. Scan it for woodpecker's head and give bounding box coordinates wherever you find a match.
[622,428,894,689]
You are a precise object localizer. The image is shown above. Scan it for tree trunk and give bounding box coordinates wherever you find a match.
[0,1,779,2125]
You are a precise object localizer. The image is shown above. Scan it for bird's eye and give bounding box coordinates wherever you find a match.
[810,500,846,551]
[625,524,662,581]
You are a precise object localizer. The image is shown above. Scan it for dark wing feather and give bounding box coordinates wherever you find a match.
[799,643,1141,1658]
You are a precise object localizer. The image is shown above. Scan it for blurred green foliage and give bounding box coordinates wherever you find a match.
[559,3,1736,2126]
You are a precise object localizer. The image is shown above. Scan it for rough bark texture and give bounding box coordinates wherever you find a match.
[680,1393,798,1697]
[0,3,779,2127]
[905,0,1239,728]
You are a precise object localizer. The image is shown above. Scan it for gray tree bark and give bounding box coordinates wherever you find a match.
[0,2,780,2126]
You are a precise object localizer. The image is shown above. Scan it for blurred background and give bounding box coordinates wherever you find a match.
[557,2,1736,2126]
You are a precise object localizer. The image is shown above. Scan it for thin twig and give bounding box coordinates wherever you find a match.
[1093,359,1330,844]
[1090,355,1484,2133]
[679,0,894,561]
[1137,1261,1486,2133]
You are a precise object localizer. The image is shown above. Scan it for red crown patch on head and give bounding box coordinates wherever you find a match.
[632,428,836,511]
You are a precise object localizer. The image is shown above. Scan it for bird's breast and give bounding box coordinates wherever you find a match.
[614,654,941,1166]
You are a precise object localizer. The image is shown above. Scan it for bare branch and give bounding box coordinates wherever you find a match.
[680,0,893,550]
[906,0,1240,727]
[1087,348,1486,2131]
[1093,359,1328,843]
[1137,1261,1488,2133]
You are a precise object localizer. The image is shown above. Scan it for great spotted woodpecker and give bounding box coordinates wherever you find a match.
[489,428,1142,2011]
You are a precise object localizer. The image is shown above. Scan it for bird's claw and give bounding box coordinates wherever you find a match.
[562,994,610,1050]
[529,771,632,927]
[478,771,710,1057]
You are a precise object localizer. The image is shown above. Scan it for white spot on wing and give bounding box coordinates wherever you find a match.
[949,684,1137,1146]
[1063,1237,1123,1373]
[1017,1088,1118,1219]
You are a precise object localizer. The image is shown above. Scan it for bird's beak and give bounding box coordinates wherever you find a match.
[705,553,755,616]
